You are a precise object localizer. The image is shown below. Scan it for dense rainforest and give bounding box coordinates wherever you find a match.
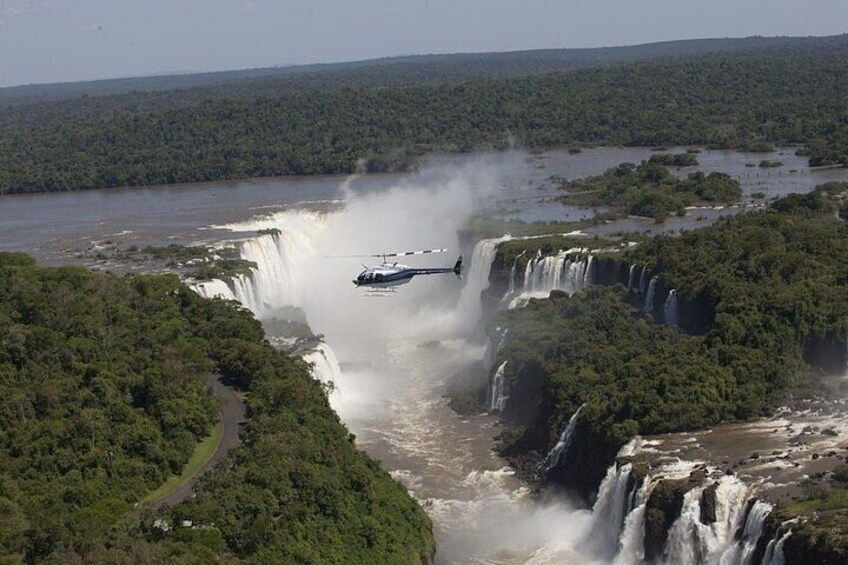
[1,38,847,194]
[558,160,741,219]
[488,188,848,495]
[0,254,433,563]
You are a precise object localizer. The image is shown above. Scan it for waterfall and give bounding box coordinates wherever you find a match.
[627,265,637,291]
[583,255,594,287]
[302,342,343,386]
[664,289,678,326]
[643,277,657,314]
[638,266,649,295]
[191,278,236,301]
[508,251,593,309]
[613,479,650,565]
[581,434,777,565]
[540,403,586,472]
[663,475,749,565]
[483,327,508,373]
[457,236,512,324]
[590,462,636,559]
[761,528,792,565]
[489,361,508,412]
[191,210,327,317]
[718,500,773,565]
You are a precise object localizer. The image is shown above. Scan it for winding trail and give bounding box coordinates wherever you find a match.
[152,374,246,508]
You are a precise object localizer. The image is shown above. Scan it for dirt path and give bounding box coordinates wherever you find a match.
[152,375,246,508]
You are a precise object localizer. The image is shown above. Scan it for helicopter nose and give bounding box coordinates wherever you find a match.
[352,279,359,286]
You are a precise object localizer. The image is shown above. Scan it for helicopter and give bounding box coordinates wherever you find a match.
[347,248,463,289]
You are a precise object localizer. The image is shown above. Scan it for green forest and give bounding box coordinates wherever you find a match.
[558,161,741,219]
[0,254,433,563]
[1,44,847,194]
[491,187,848,491]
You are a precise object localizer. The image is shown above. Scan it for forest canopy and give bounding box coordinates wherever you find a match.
[0,255,433,563]
[491,188,848,491]
[1,44,846,194]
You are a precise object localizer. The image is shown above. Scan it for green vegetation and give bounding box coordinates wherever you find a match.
[648,153,699,166]
[559,161,741,219]
[758,159,784,168]
[1,45,847,193]
[0,254,434,563]
[142,421,223,505]
[462,217,597,240]
[769,466,848,562]
[114,243,256,280]
[488,189,848,492]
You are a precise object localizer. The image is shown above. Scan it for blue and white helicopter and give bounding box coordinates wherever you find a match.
[349,248,463,289]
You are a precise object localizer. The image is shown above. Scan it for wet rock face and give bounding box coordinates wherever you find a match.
[699,482,718,524]
[644,470,706,562]
[803,335,848,375]
[782,515,848,565]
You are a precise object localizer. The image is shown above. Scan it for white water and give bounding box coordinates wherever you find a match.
[489,361,508,412]
[663,475,749,565]
[508,251,593,308]
[762,528,792,565]
[614,479,650,565]
[541,403,586,472]
[456,235,512,328]
[643,277,657,314]
[719,500,774,565]
[301,343,345,405]
[191,278,236,301]
[483,327,508,373]
[664,289,678,326]
[185,160,607,563]
[627,264,637,291]
[590,462,636,559]
[638,266,649,295]
[187,160,780,564]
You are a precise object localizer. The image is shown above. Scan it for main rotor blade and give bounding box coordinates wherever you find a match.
[324,248,447,259]
[371,248,447,258]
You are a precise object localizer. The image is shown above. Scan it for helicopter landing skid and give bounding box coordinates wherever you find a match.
[363,287,397,296]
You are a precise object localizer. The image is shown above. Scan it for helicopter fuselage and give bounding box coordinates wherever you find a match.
[352,256,462,288]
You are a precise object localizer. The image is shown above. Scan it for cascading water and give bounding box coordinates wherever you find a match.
[184,163,792,564]
[489,361,508,412]
[583,255,594,287]
[627,264,637,291]
[663,475,749,565]
[301,342,343,386]
[508,250,593,308]
[191,210,328,316]
[664,289,678,326]
[643,277,657,314]
[761,527,793,565]
[456,235,512,327]
[589,462,636,560]
[540,403,586,473]
[614,478,650,565]
[718,500,774,565]
[483,327,508,373]
[638,266,649,295]
[191,278,236,301]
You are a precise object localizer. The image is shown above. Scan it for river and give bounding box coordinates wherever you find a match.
[2,148,847,563]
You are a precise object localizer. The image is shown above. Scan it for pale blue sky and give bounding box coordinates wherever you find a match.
[1,0,846,87]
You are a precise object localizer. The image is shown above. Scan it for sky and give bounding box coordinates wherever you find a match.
[1,0,847,87]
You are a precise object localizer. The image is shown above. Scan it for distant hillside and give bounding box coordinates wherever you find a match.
[1,34,846,194]
[1,34,846,107]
